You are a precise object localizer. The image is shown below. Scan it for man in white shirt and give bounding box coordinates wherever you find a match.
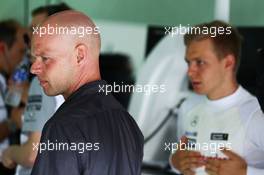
[170,20,264,175]
[2,77,64,175]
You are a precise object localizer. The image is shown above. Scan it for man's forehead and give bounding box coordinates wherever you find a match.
[32,34,71,56]
[185,44,205,61]
[186,45,199,58]
[187,39,213,52]
[31,44,45,56]
[31,37,51,55]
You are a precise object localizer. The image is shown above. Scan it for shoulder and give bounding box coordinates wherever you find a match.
[246,108,264,147]
[238,87,261,115]
[250,109,264,131]
[43,108,143,142]
[54,106,132,127]
[60,91,124,118]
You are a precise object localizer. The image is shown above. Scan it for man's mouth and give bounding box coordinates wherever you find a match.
[191,81,201,88]
[38,78,48,87]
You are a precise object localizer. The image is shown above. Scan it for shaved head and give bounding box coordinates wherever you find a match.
[31,10,101,98]
[33,10,101,59]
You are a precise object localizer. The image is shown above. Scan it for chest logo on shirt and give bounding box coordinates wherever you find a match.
[28,95,42,103]
[190,115,199,127]
[185,131,197,137]
[25,95,42,121]
[26,95,42,111]
[210,133,229,141]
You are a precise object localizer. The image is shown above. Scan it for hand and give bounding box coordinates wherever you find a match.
[205,148,247,175]
[2,147,16,169]
[171,136,205,175]
[10,107,23,129]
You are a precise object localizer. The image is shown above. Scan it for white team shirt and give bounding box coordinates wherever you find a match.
[171,86,264,175]
[16,77,64,175]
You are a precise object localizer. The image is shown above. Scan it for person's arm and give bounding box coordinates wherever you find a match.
[246,109,264,175]
[2,131,41,168]
[0,106,26,142]
[0,118,20,142]
[0,121,10,141]
[0,82,29,142]
[170,136,204,175]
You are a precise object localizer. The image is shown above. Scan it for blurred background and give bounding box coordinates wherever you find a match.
[1,0,264,75]
[1,0,264,174]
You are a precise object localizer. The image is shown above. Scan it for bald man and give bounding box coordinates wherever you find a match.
[30,11,143,175]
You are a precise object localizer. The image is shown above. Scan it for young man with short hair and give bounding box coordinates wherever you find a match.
[170,21,264,175]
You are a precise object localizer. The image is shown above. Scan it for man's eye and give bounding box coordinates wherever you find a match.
[196,60,205,65]
[30,56,36,63]
[42,56,49,62]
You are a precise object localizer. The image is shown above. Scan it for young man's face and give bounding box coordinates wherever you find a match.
[185,39,228,99]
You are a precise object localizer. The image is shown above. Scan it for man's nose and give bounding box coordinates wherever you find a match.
[30,59,43,75]
[187,63,196,78]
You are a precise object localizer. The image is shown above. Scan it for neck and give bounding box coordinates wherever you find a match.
[63,73,101,100]
[207,77,238,100]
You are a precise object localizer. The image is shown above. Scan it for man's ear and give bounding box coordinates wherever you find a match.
[224,54,236,71]
[75,44,88,64]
